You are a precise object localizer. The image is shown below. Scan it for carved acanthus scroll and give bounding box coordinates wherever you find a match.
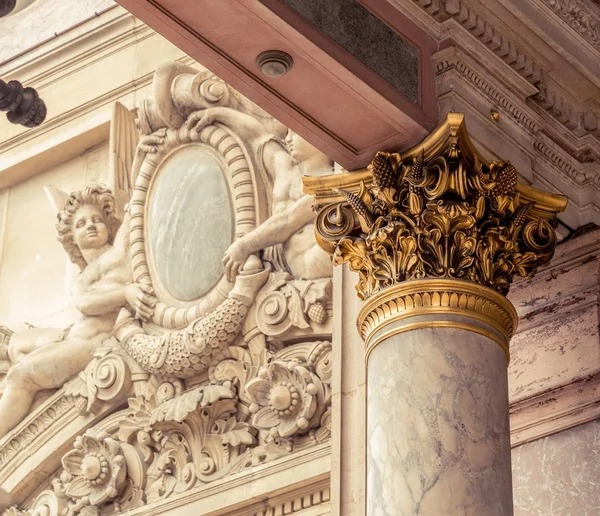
[6,340,332,516]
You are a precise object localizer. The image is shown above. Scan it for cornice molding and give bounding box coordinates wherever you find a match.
[412,0,600,151]
[0,9,150,86]
[430,38,600,225]
[510,373,600,447]
[433,45,539,134]
[531,81,600,141]
[413,0,547,85]
[533,138,600,191]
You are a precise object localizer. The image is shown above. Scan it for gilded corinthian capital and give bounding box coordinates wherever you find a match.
[303,113,567,355]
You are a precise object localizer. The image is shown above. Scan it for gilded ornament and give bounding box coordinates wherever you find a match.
[305,113,567,302]
[304,113,567,356]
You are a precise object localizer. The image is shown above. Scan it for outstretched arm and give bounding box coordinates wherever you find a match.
[186,107,273,146]
[222,194,315,281]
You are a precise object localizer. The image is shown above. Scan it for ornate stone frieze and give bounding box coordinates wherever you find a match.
[0,62,334,514]
[304,113,566,352]
[540,0,600,49]
[4,340,332,516]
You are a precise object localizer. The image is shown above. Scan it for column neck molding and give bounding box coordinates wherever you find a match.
[304,113,567,358]
[358,278,517,362]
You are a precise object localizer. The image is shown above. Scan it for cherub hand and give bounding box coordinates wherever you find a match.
[186,110,215,134]
[222,239,251,282]
[125,283,156,322]
[139,128,167,154]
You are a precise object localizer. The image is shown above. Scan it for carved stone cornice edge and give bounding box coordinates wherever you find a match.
[510,373,600,447]
[538,0,600,51]
[412,0,546,86]
[411,0,600,141]
[432,44,600,196]
[358,278,517,361]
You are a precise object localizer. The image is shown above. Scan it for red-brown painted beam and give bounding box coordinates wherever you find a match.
[114,0,438,169]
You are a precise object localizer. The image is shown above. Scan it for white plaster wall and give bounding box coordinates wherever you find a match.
[0,0,116,63]
[512,419,600,516]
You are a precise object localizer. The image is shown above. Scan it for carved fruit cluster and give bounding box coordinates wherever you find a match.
[316,148,557,300]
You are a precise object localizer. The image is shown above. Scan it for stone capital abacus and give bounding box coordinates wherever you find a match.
[303,112,567,360]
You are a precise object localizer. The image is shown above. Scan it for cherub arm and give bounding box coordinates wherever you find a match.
[222,194,314,281]
[186,107,273,146]
[72,267,155,322]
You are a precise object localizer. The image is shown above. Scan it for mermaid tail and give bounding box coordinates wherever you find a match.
[116,257,270,378]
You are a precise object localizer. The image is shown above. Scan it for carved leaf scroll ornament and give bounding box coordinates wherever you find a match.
[4,338,332,516]
[307,113,567,301]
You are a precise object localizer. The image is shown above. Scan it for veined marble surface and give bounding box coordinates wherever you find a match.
[512,419,600,515]
[148,145,233,301]
[367,327,513,515]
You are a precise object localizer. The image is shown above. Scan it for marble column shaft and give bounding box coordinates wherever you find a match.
[367,326,513,516]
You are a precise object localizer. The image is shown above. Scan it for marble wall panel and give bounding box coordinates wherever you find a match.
[509,305,600,403]
[507,230,600,404]
[512,419,600,516]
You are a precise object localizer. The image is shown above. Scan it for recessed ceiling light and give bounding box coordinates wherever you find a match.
[256,50,294,78]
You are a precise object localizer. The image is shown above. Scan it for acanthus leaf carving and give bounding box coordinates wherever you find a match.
[3,337,332,516]
[311,113,566,301]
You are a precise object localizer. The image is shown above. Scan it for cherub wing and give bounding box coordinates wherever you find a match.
[44,185,69,214]
[108,101,139,219]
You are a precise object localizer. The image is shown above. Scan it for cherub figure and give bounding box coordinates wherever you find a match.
[0,186,155,438]
[185,107,335,282]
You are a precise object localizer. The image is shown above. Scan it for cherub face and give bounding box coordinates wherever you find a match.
[286,131,318,163]
[72,204,109,251]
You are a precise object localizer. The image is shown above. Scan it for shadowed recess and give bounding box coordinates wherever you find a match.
[283,0,419,103]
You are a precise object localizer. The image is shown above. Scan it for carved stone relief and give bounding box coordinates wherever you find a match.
[0,62,333,515]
